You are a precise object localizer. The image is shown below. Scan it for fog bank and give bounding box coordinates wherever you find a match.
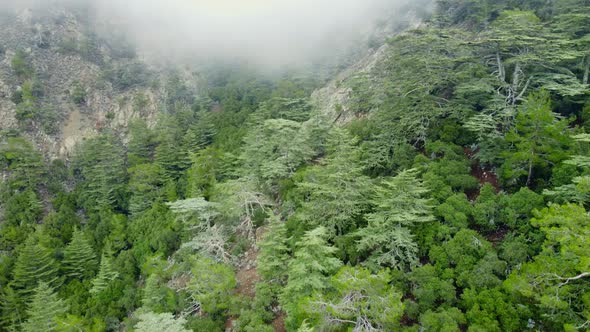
[3,0,433,67]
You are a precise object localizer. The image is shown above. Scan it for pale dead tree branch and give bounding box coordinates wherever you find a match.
[576,320,590,330]
[555,272,590,287]
[167,272,203,318]
[515,76,533,101]
[179,294,201,318]
[181,225,232,263]
[232,180,272,241]
[538,272,590,285]
[353,316,380,332]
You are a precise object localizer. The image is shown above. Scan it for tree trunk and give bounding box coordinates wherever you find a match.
[584,55,589,85]
[526,150,534,187]
[511,63,521,105]
[496,52,505,82]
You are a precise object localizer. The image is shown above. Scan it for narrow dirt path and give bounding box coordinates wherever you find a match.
[226,226,287,331]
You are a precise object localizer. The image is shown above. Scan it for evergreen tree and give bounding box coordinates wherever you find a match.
[21,282,68,332]
[257,214,290,285]
[73,133,127,211]
[141,274,177,313]
[505,203,590,330]
[155,134,191,181]
[356,168,434,271]
[11,236,61,296]
[186,147,220,198]
[281,227,342,329]
[187,257,236,315]
[241,119,314,184]
[472,183,501,232]
[0,286,25,331]
[127,120,158,167]
[62,229,98,280]
[0,136,44,191]
[133,311,190,332]
[297,320,315,332]
[418,308,466,332]
[183,110,216,152]
[501,91,571,187]
[128,163,164,215]
[295,129,373,236]
[90,253,119,294]
[305,266,404,331]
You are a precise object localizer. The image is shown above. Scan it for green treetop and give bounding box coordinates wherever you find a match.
[21,282,68,332]
[62,228,98,280]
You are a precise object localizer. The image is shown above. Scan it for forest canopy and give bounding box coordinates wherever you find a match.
[1,0,590,331]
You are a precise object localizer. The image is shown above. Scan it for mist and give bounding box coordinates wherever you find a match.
[2,0,432,67]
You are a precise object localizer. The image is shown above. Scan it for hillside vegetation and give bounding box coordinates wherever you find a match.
[1,0,590,331]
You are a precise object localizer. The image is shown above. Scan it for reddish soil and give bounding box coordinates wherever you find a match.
[464,147,500,201]
[226,227,286,331]
[224,316,236,330]
[485,227,510,246]
[225,247,260,331]
[235,248,259,298]
[271,312,287,332]
[211,102,223,113]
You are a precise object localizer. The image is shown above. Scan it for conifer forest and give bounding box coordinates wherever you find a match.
[0,0,590,331]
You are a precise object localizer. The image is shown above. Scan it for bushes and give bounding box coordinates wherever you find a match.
[102,62,153,91]
[70,82,87,105]
[11,50,34,79]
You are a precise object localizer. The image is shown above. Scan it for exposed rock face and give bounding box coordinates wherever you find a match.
[311,44,389,124]
[0,6,200,159]
[311,7,426,124]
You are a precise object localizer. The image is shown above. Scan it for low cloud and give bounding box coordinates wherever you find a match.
[3,0,432,67]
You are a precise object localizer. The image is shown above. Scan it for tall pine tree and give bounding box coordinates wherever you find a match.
[356,168,434,271]
[257,214,290,285]
[11,236,61,296]
[501,91,571,187]
[281,227,342,329]
[0,286,25,331]
[90,252,119,294]
[62,229,98,280]
[21,282,68,332]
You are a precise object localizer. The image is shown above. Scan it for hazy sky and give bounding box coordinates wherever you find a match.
[5,0,430,66]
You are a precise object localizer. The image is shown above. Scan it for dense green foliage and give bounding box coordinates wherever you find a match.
[1,1,590,331]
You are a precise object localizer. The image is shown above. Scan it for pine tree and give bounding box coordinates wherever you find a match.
[128,163,164,215]
[257,214,290,285]
[281,227,341,328]
[133,311,190,332]
[21,282,68,332]
[62,229,98,280]
[296,129,373,236]
[297,320,315,332]
[0,136,44,191]
[306,266,404,331]
[501,91,571,187]
[183,110,216,152]
[155,135,191,181]
[356,168,434,271]
[11,236,61,296]
[90,253,119,294]
[0,286,25,331]
[73,133,127,211]
[141,274,177,314]
[241,119,314,183]
[127,119,158,167]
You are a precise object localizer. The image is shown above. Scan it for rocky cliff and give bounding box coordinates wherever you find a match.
[0,5,202,159]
